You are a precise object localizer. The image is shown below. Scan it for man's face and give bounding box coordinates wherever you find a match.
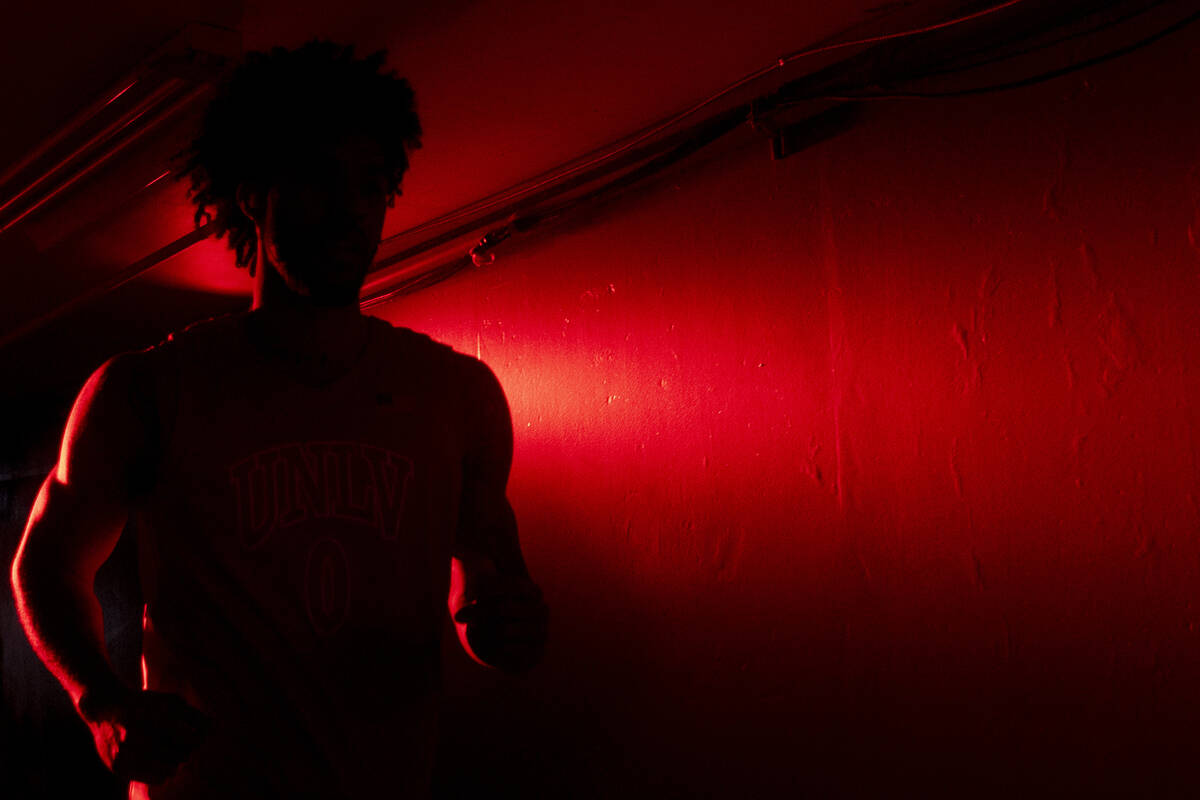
[260,133,392,307]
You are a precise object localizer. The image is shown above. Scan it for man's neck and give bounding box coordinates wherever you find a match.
[249,253,369,360]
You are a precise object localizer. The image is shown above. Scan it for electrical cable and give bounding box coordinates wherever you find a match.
[814,5,1200,101]
[362,103,755,307]
[366,105,750,278]
[908,0,1172,81]
[10,0,1172,336]
[366,3,1199,305]
[364,2,1200,307]
[381,0,1029,243]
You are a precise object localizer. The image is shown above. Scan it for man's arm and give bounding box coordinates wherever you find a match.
[10,350,207,783]
[448,358,548,673]
[11,353,147,714]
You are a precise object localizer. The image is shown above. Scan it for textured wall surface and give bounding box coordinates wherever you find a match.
[376,23,1200,798]
[4,11,1200,800]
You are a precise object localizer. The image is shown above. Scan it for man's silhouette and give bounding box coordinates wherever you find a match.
[10,40,548,798]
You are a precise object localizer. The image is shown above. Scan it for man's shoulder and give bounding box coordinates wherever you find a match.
[92,312,245,399]
[116,310,244,365]
[374,318,479,371]
[373,321,504,413]
[166,310,246,348]
[135,311,486,378]
[375,317,441,352]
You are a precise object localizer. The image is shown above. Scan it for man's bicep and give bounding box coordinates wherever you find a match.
[15,353,151,577]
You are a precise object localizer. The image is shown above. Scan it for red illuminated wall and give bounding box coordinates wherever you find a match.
[374,24,1200,798]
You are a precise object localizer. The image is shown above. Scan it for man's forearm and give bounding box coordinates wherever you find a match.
[458,499,529,580]
[10,562,128,715]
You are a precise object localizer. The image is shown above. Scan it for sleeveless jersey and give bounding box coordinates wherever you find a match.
[122,310,505,799]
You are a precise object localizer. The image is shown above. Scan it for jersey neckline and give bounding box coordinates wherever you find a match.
[240,310,382,389]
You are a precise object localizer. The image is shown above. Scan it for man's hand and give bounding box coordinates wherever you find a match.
[452,570,549,674]
[80,687,212,785]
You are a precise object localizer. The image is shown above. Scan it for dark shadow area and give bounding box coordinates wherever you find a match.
[0,390,141,799]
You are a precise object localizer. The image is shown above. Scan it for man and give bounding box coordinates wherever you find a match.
[10,40,548,798]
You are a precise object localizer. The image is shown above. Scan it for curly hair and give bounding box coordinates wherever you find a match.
[173,40,423,277]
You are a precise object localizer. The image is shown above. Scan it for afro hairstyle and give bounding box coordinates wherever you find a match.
[173,39,423,277]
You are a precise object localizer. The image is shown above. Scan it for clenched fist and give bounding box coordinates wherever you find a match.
[80,687,212,785]
[452,570,549,674]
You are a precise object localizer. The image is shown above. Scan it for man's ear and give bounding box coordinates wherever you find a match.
[235,183,265,224]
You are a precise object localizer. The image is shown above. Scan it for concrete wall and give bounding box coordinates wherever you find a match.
[376,22,1200,797]
[4,14,1200,799]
